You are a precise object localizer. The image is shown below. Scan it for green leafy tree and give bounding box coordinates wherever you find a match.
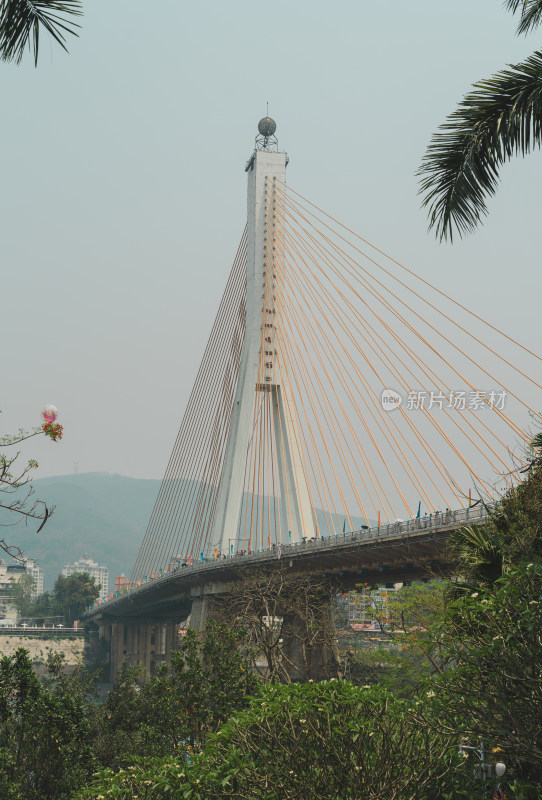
[418,0,542,241]
[92,620,260,768]
[340,580,447,694]
[71,757,191,800]
[0,0,82,66]
[342,644,421,696]
[53,571,99,623]
[25,589,54,622]
[371,580,446,636]
[167,620,260,751]
[75,682,472,800]
[0,623,259,800]
[447,523,507,595]
[0,649,96,800]
[447,444,542,594]
[420,561,542,793]
[490,448,542,561]
[9,572,35,619]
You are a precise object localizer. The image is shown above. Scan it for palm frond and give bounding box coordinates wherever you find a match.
[448,524,506,588]
[418,50,542,241]
[504,0,525,11]
[0,0,82,66]
[504,0,542,35]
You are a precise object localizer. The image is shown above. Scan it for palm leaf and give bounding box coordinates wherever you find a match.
[418,50,542,241]
[0,0,82,66]
[448,524,506,588]
[504,0,542,35]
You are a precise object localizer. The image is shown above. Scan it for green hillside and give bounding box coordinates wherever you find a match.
[1,474,160,591]
[1,473,373,591]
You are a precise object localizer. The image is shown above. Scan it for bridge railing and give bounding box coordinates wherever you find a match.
[225,504,489,557]
[91,504,492,610]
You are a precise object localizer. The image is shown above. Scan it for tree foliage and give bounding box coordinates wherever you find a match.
[420,561,542,792]
[76,682,472,800]
[217,569,340,682]
[0,649,96,800]
[447,454,542,593]
[418,450,542,793]
[92,620,260,767]
[418,1,542,240]
[9,572,35,618]
[52,572,100,623]
[0,411,62,559]
[0,0,82,66]
[0,622,259,799]
[338,580,447,695]
[506,0,542,36]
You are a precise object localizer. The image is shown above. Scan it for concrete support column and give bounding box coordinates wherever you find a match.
[189,596,210,631]
[141,623,152,674]
[110,621,126,678]
[98,620,112,645]
[281,600,339,682]
[97,620,113,678]
[128,623,138,658]
[165,620,179,662]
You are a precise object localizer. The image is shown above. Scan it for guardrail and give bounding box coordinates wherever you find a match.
[0,627,84,636]
[89,504,491,613]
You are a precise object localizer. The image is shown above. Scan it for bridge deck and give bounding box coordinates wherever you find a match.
[85,505,488,621]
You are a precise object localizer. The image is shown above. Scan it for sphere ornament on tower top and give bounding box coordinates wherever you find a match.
[258,116,277,137]
[253,115,279,154]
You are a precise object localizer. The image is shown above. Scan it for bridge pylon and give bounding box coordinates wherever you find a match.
[211,119,316,554]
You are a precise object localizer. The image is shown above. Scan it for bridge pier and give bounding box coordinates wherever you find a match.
[281,602,340,682]
[188,581,226,632]
[189,580,339,682]
[93,618,180,679]
[84,510,460,682]
[188,596,211,631]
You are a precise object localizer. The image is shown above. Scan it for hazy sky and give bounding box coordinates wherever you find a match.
[1,0,541,482]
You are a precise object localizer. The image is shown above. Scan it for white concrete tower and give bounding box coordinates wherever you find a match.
[212,119,316,553]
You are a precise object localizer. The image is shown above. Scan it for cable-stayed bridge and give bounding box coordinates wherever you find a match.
[85,118,541,678]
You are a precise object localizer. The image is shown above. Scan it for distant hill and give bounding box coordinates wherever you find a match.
[0,473,373,591]
[1,474,160,591]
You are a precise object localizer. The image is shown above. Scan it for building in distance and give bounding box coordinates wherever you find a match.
[0,560,43,623]
[62,554,109,596]
[23,559,44,598]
